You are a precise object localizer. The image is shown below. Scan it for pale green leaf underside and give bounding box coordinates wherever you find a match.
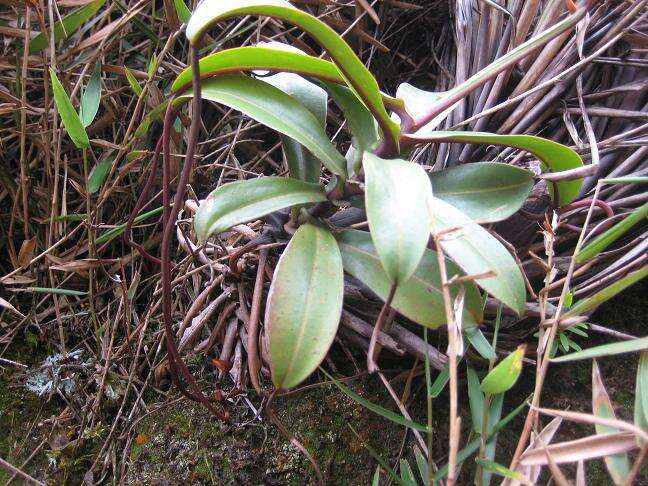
[194,177,326,240]
[267,224,343,389]
[364,153,432,284]
[175,74,347,177]
[336,229,483,329]
[480,346,524,395]
[429,197,526,315]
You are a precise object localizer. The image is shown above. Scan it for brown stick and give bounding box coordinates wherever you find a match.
[248,248,268,394]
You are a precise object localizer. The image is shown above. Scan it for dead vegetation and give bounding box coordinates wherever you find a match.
[0,0,647,483]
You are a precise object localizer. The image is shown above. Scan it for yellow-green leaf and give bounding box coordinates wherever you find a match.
[480,345,525,395]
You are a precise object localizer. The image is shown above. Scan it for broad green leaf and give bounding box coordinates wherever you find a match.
[30,0,105,54]
[262,67,327,184]
[364,153,433,284]
[175,74,347,177]
[194,177,326,240]
[430,163,534,222]
[634,352,648,434]
[467,366,485,433]
[267,224,343,389]
[480,345,525,395]
[336,230,483,329]
[552,336,648,363]
[404,131,583,206]
[87,156,113,194]
[184,0,400,150]
[592,361,630,483]
[576,202,648,263]
[564,266,648,318]
[174,0,191,23]
[429,197,526,315]
[321,369,429,432]
[134,101,168,138]
[125,68,143,97]
[49,69,89,149]
[80,62,102,128]
[465,327,496,361]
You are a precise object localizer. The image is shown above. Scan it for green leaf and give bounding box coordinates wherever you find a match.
[433,398,528,481]
[465,327,496,361]
[172,45,345,94]
[125,68,143,97]
[267,224,343,389]
[564,266,648,318]
[26,287,87,296]
[399,460,417,486]
[364,153,433,284]
[430,364,450,398]
[429,197,526,315]
[634,352,648,434]
[414,447,429,486]
[592,361,630,483]
[480,346,525,395]
[262,67,327,184]
[372,467,381,486]
[194,177,326,241]
[475,460,528,483]
[404,131,583,206]
[184,0,399,150]
[322,369,429,431]
[87,156,113,194]
[552,336,648,363]
[96,206,163,245]
[80,62,102,128]
[174,0,191,23]
[395,83,458,133]
[576,202,648,263]
[430,163,534,222]
[482,394,504,486]
[467,366,485,433]
[49,68,89,149]
[325,82,379,153]
[30,0,106,54]
[175,74,347,178]
[336,230,483,329]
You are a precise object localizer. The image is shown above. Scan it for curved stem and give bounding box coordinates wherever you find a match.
[160,45,227,419]
[367,283,396,373]
[124,137,163,265]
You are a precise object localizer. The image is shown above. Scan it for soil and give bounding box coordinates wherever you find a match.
[1,281,647,485]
